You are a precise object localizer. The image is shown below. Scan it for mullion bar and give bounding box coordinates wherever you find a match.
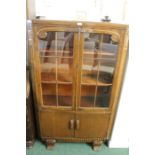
[40,56,73,59]
[93,34,103,107]
[93,60,100,107]
[55,32,59,107]
[78,31,85,109]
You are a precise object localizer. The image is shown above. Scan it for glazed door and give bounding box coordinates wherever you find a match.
[77,31,119,109]
[75,30,120,138]
[38,31,76,108]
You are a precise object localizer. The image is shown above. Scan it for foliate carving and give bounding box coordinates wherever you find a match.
[99,30,120,43]
[111,34,120,43]
[38,31,48,39]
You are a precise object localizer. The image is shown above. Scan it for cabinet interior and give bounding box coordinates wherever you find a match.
[38,31,118,108]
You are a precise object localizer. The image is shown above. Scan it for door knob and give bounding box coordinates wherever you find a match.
[75,120,80,130]
[69,119,74,130]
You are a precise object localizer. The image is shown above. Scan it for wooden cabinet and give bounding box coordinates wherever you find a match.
[30,20,128,150]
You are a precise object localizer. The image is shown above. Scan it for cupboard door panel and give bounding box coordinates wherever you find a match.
[40,111,74,138]
[40,111,54,137]
[53,111,75,137]
[75,113,110,138]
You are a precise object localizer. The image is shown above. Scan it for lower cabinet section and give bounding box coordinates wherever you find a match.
[39,110,110,142]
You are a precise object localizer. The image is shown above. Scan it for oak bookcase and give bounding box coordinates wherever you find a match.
[30,20,128,151]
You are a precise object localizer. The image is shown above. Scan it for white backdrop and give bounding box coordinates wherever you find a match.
[35,0,128,23]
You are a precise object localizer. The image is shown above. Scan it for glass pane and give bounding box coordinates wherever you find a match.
[80,33,118,108]
[58,84,72,106]
[38,31,74,107]
[40,58,56,82]
[42,83,57,106]
[57,58,73,83]
[82,58,98,84]
[81,85,95,107]
[95,86,111,107]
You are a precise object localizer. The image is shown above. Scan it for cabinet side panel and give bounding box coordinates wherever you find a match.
[107,27,129,139]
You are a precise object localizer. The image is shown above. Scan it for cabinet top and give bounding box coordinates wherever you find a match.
[32,19,128,30]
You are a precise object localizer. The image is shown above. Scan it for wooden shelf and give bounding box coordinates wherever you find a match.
[42,81,72,85]
[40,50,115,55]
[43,94,109,107]
[41,72,72,83]
[81,85,111,96]
[80,96,94,107]
[40,50,71,53]
[40,56,73,59]
[40,50,72,55]
[43,95,72,106]
[42,83,72,96]
[82,77,112,86]
[40,50,115,59]
[82,70,112,86]
[42,82,111,96]
[84,50,115,56]
[41,70,112,86]
[80,95,109,108]
[40,50,73,64]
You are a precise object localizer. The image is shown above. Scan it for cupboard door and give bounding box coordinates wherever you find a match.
[40,111,75,138]
[53,111,75,137]
[75,112,110,138]
[38,31,75,108]
[40,111,55,137]
[78,32,119,108]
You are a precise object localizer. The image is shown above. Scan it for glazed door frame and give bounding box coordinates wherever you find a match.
[32,26,81,110]
[75,28,121,112]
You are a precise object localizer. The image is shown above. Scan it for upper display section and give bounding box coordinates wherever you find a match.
[32,20,128,109]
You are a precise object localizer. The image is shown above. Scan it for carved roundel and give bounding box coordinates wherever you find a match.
[38,31,48,39]
[111,34,120,43]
